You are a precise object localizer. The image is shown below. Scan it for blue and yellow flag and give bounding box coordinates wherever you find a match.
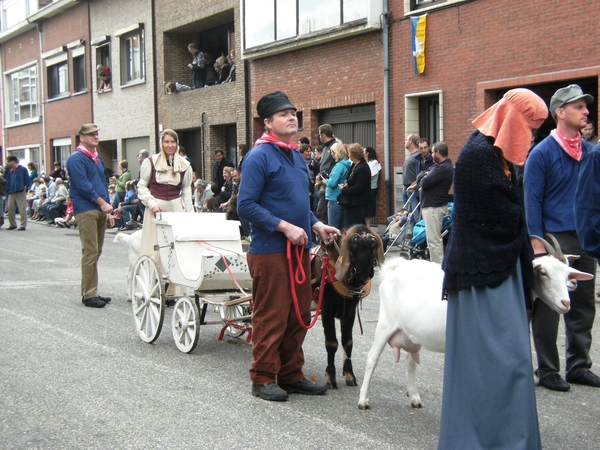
[411,14,427,74]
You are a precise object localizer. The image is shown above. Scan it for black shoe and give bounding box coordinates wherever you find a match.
[98,295,112,304]
[567,371,600,387]
[252,382,289,401]
[539,373,570,391]
[83,297,107,308]
[7,226,17,230]
[17,227,26,231]
[279,378,327,395]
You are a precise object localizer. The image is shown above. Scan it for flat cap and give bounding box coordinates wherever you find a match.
[549,84,594,120]
[257,91,296,119]
[77,123,99,135]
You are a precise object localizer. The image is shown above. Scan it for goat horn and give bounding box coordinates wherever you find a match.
[531,235,556,255]
[546,233,563,256]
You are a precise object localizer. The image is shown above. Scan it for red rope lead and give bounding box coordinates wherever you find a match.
[287,240,327,330]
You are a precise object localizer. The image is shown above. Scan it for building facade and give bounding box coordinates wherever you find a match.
[89,0,156,177]
[0,0,91,175]
[156,0,247,182]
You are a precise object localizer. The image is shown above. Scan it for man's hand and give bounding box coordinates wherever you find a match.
[277,220,308,246]
[313,222,340,245]
[98,199,112,214]
[152,204,162,214]
[407,181,417,193]
[531,238,546,255]
[107,214,115,228]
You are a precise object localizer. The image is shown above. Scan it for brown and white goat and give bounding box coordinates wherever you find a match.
[311,224,384,389]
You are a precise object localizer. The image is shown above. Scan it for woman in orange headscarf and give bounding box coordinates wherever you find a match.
[438,89,548,450]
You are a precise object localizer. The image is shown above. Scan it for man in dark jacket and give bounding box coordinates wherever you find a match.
[213,149,234,189]
[416,142,453,264]
[5,155,30,230]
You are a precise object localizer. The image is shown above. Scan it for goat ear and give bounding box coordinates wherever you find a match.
[372,232,385,265]
[565,254,580,264]
[334,234,351,281]
[568,268,595,281]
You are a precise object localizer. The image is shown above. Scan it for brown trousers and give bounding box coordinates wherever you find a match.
[248,251,311,385]
[75,209,107,299]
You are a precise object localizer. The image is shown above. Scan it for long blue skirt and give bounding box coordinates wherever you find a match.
[438,263,541,450]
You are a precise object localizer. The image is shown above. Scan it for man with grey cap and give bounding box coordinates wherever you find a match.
[238,91,340,401]
[524,84,599,390]
[67,124,115,308]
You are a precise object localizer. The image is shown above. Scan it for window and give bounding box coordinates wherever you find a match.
[53,138,72,168]
[93,40,111,91]
[48,60,69,99]
[244,0,369,49]
[72,46,86,93]
[120,29,145,84]
[405,91,443,145]
[8,65,38,123]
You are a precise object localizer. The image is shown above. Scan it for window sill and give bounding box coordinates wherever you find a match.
[5,116,41,128]
[243,19,377,61]
[72,90,88,97]
[46,93,70,103]
[405,0,473,16]
[96,88,112,94]
[121,79,146,89]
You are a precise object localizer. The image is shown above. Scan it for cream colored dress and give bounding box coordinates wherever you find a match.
[137,153,193,296]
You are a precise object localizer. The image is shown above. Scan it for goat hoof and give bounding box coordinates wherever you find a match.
[326,381,338,390]
[411,402,423,408]
[358,403,371,410]
[346,378,358,387]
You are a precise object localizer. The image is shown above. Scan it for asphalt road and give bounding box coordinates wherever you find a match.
[1,220,599,449]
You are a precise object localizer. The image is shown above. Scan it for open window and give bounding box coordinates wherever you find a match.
[405,91,443,144]
[92,36,111,92]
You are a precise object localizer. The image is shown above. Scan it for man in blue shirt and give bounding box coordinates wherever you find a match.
[524,84,599,391]
[67,124,115,308]
[238,91,339,401]
[5,155,30,230]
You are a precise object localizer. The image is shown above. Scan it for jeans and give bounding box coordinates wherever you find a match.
[121,204,138,225]
[327,200,343,229]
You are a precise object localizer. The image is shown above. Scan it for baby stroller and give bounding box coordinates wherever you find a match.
[384,192,422,258]
[408,202,453,260]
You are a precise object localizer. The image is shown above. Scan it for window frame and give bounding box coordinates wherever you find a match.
[92,37,112,92]
[243,0,373,53]
[47,58,69,100]
[119,27,145,85]
[6,64,39,124]
[71,45,86,94]
[405,90,444,144]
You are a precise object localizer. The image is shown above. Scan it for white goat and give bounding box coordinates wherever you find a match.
[357,252,594,410]
[113,230,143,299]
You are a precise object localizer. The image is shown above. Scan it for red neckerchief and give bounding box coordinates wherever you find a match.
[254,132,297,151]
[553,129,582,161]
[77,143,99,165]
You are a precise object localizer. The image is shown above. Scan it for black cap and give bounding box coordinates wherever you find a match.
[257,91,296,119]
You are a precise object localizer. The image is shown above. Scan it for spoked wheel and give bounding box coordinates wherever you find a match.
[131,256,165,343]
[218,304,247,338]
[172,297,200,353]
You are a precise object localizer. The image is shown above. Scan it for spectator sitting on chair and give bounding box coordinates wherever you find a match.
[42,177,68,224]
[115,180,139,231]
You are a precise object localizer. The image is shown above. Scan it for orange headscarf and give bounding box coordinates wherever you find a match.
[472,88,548,165]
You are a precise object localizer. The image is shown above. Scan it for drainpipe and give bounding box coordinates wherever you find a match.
[382,0,391,221]
[151,0,159,153]
[0,44,5,162]
[201,112,206,180]
[38,22,47,174]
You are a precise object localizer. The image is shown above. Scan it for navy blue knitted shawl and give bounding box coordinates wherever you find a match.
[442,131,534,294]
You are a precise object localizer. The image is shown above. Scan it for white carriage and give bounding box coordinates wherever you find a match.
[131,212,252,353]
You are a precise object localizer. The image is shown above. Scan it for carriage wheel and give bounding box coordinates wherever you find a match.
[218,304,247,338]
[131,256,165,343]
[172,297,200,353]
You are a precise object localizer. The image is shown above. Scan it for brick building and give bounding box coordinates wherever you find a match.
[156,0,247,182]
[389,0,600,205]
[243,0,386,219]
[0,0,91,175]
[89,0,156,177]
